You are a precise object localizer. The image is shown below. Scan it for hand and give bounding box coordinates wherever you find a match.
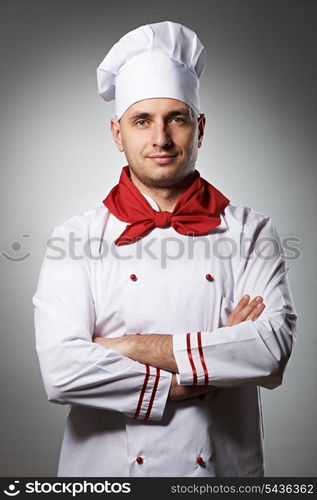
[226,295,265,327]
[168,373,219,401]
[169,294,266,401]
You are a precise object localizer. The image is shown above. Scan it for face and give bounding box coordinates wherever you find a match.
[110,98,206,189]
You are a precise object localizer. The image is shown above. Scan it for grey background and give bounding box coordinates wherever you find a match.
[0,0,316,476]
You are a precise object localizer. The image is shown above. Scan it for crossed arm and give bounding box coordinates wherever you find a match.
[93,295,265,400]
[33,217,296,420]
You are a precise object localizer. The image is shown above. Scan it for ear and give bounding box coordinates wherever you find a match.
[110,118,124,152]
[197,114,206,148]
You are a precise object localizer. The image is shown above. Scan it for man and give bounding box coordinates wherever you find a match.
[32,21,297,477]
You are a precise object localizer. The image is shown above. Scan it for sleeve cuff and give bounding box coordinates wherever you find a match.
[173,332,210,386]
[132,365,172,421]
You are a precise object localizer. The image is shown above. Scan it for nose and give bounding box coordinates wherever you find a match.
[152,122,173,149]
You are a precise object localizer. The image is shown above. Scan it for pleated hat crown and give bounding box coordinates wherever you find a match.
[96,20,206,120]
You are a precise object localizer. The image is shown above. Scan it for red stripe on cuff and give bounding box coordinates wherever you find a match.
[186,333,197,384]
[133,364,150,419]
[197,331,209,384]
[145,368,160,420]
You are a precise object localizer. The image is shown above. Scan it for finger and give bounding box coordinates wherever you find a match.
[227,295,250,324]
[238,296,263,320]
[232,295,250,315]
[93,337,102,344]
[227,296,263,326]
[245,302,266,321]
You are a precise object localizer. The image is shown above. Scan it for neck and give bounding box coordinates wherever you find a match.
[129,170,196,212]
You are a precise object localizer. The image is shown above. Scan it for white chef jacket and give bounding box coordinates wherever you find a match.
[32,192,297,477]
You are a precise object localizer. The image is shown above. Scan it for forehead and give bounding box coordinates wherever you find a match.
[123,97,191,118]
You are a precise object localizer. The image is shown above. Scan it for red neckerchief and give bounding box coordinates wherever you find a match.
[103,165,230,246]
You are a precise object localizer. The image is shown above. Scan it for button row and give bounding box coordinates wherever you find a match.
[130,274,213,282]
[135,456,205,465]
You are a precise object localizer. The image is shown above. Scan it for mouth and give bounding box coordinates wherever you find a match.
[147,154,178,165]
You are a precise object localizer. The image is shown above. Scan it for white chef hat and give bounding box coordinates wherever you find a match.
[96,20,206,120]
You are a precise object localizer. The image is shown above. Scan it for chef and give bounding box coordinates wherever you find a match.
[32,20,297,477]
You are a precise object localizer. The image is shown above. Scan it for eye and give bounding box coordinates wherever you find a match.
[172,116,185,123]
[135,119,148,127]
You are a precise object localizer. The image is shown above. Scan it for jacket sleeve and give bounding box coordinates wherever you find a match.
[32,223,172,421]
[172,215,297,390]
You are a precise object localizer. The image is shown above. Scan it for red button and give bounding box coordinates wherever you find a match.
[196,456,204,464]
[130,274,137,281]
[205,274,213,281]
[136,456,143,464]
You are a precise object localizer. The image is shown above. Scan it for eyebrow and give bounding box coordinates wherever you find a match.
[128,109,191,122]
